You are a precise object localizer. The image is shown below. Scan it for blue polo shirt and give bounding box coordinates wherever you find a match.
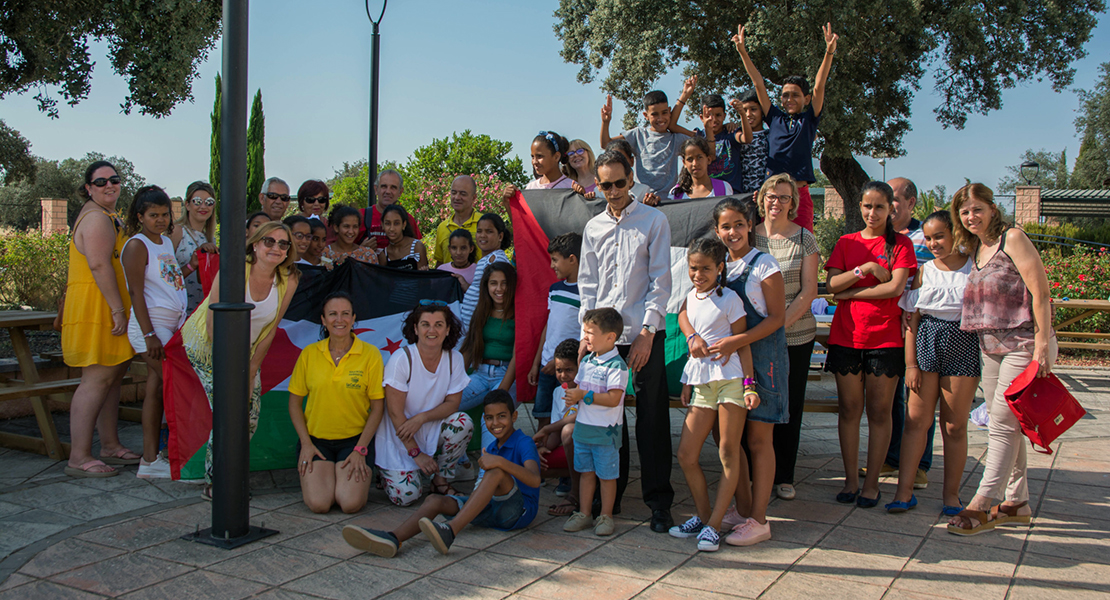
[764,105,820,184]
[486,428,541,529]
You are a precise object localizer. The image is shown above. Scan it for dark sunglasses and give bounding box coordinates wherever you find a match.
[303,196,328,204]
[264,192,291,202]
[598,179,629,191]
[567,148,587,157]
[419,299,448,307]
[90,176,122,187]
[190,196,216,206]
[259,236,291,251]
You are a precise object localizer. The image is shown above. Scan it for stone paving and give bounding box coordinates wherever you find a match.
[0,369,1107,599]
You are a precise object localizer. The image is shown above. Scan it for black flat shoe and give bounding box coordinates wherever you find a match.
[650,509,674,533]
[836,489,860,504]
[856,491,881,509]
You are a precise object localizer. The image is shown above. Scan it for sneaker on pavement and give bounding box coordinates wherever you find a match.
[722,506,745,529]
[913,468,929,489]
[668,516,705,539]
[136,455,171,479]
[775,483,796,500]
[342,526,399,557]
[697,525,721,552]
[564,511,595,532]
[418,517,455,555]
[726,517,772,547]
[554,477,571,497]
[594,514,615,536]
[859,463,897,478]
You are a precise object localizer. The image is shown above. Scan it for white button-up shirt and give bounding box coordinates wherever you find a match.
[578,198,672,345]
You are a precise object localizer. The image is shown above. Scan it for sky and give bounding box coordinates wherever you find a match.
[2,1,1108,202]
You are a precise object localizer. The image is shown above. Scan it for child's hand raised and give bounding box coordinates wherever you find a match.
[601,95,613,123]
[681,75,698,101]
[731,24,747,54]
[823,22,838,55]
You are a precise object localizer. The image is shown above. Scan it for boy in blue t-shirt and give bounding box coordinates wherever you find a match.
[342,391,540,557]
[733,22,839,231]
[527,232,582,430]
[732,89,770,194]
[601,91,691,196]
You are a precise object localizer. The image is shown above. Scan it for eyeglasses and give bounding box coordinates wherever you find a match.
[567,148,587,157]
[291,232,309,240]
[303,196,328,204]
[264,192,291,202]
[190,196,216,206]
[90,176,122,187]
[419,299,448,307]
[259,236,291,251]
[765,194,793,204]
[597,179,629,191]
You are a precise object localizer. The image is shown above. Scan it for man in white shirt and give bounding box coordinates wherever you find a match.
[578,150,675,533]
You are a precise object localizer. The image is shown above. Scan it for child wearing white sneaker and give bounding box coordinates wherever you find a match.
[673,238,759,551]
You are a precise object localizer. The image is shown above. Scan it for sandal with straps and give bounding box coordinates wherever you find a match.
[991,501,1032,526]
[947,509,996,536]
[431,480,461,497]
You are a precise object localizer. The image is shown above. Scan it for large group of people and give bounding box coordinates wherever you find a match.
[58,21,1056,557]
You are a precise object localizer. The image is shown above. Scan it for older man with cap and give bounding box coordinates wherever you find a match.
[260,177,291,222]
[432,175,485,266]
[358,169,422,248]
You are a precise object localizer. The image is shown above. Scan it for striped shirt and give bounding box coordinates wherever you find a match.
[572,348,629,448]
[540,281,580,364]
[755,227,819,346]
[459,249,509,332]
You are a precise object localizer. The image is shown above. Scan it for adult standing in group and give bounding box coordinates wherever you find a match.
[948,183,1056,535]
[296,180,330,222]
[753,174,819,501]
[180,221,300,498]
[259,177,292,222]
[358,169,422,248]
[171,181,219,314]
[375,303,474,506]
[62,161,138,477]
[578,150,675,532]
[432,175,484,266]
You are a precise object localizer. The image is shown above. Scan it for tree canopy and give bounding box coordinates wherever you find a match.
[1073,61,1110,189]
[554,0,1104,232]
[406,130,527,189]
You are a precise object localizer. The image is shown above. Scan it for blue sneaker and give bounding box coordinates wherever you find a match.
[554,477,571,497]
[668,516,705,539]
[696,525,720,551]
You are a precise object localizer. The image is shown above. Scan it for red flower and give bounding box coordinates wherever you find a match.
[1079,274,1087,282]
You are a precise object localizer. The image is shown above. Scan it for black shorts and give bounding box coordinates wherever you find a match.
[296,434,369,464]
[823,344,905,378]
[916,315,982,378]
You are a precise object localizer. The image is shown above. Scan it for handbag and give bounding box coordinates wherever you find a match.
[1004,361,1086,454]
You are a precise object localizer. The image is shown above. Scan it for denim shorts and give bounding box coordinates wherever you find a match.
[533,371,558,419]
[574,441,620,480]
[449,482,525,530]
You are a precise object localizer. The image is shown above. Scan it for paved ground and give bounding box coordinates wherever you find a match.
[0,369,1107,599]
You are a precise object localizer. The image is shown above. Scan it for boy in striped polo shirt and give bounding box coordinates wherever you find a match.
[562,308,629,537]
[528,232,583,431]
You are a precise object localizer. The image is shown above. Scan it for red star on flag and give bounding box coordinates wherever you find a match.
[382,337,402,354]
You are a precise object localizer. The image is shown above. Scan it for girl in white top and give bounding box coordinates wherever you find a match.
[891,210,982,515]
[121,187,188,479]
[671,238,759,552]
[525,131,576,190]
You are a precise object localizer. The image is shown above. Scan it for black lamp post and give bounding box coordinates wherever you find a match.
[365,0,387,208]
[1020,160,1040,186]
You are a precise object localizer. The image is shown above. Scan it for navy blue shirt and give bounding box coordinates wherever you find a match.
[486,428,541,529]
[764,105,820,184]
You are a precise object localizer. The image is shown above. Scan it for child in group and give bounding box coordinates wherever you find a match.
[459,213,512,331]
[731,90,770,195]
[889,210,980,515]
[324,206,377,266]
[283,215,314,266]
[605,139,659,206]
[672,238,759,551]
[437,229,478,292]
[376,204,428,270]
[667,76,751,194]
[532,338,582,516]
[565,139,598,195]
[824,181,917,508]
[601,91,691,196]
[341,390,541,557]
[120,186,189,479]
[562,308,629,537]
[670,136,735,199]
[301,220,330,267]
[525,131,575,190]
[528,232,582,430]
[246,211,270,240]
[733,22,839,231]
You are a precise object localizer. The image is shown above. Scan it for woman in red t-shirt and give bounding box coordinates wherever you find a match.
[824,181,917,508]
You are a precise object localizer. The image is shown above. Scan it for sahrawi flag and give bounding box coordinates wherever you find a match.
[509,188,749,401]
[163,261,462,480]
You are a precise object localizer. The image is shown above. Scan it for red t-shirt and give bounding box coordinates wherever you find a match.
[357,205,422,248]
[825,231,917,349]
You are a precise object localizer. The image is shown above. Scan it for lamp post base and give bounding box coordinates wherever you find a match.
[182,525,278,549]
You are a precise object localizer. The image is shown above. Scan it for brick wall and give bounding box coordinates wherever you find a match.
[1014,186,1041,225]
[823,187,843,219]
[39,198,69,234]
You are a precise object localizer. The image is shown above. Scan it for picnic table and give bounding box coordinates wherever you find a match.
[1053,298,1110,351]
[0,310,67,459]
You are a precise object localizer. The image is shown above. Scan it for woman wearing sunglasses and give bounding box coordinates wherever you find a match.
[563,139,598,196]
[62,161,138,477]
[180,221,301,498]
[171,181,219,313]
[296,180,330,222]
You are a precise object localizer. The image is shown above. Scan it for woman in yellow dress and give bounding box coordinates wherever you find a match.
[63,161,138,477]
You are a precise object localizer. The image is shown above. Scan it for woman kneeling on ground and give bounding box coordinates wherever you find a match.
[288,292,385,513]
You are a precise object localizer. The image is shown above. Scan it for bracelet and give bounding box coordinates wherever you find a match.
[744,384,758,393]
[144,331,157,339]
[111,307,126,315]
[676,99,686,104]
[743,377,755,386]
[686,332,699,342]
[906,364,919,370]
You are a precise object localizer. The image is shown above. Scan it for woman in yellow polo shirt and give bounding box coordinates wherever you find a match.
[288,292,386,514]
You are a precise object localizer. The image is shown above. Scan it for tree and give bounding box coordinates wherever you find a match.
[406,130,527,188]
[1072,129,1109,189]
[210,73,222,201]
[246,89,265,212]
[998,149,1069,193]
[0,153,147,230]
[0,119,35,185]
[554,0,1105,233]
[1073,61,1110,189]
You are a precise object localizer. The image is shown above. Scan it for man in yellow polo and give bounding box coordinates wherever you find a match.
[432,175,484,266]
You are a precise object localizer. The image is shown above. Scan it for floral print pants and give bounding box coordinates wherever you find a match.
[193,360,261,485]
[379,412,473,506]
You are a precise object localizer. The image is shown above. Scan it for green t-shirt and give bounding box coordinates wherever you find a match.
[483,317,515,361]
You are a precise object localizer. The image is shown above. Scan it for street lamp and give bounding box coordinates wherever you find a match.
[365,0,388,208]
[877,158,887,181]
[1020,160,1040,186]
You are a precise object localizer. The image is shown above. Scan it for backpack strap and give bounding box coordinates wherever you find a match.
[404,346,452,384]
[404,346,412,385]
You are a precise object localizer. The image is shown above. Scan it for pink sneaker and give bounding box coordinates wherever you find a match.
[726,517,771,546]
[722,505,745,529]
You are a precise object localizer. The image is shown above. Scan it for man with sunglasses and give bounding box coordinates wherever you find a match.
[577,150,675,534]
[260,177,292,222]
[357,169,422,249]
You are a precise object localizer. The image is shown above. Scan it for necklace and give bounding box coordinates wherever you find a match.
[694,285,718,300]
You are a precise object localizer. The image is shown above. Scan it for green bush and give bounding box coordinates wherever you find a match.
[0,230,69,309]
[1022,221,1110,254]
[1042,246,1110,334]
[814,215,845,263]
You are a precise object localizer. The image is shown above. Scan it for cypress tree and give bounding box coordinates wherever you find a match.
[246,89,265,213]
[209,73,221,202]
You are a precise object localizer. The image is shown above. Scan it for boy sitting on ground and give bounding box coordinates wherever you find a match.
[342,390,540,556]
[533,339,582,517]
[601,90,691,197]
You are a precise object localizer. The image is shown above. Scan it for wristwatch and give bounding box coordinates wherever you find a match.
[584,390,595,405]
[407,447,420,458]
[853,266,866,279]
[643,324,658,334]
[354,445,368,456]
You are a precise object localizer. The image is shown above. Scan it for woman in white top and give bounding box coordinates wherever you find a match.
[889,210,981,514]
[525,131,575,190]
[121,187,189,479]
[170,181,218,313]
[375,302,474,506]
